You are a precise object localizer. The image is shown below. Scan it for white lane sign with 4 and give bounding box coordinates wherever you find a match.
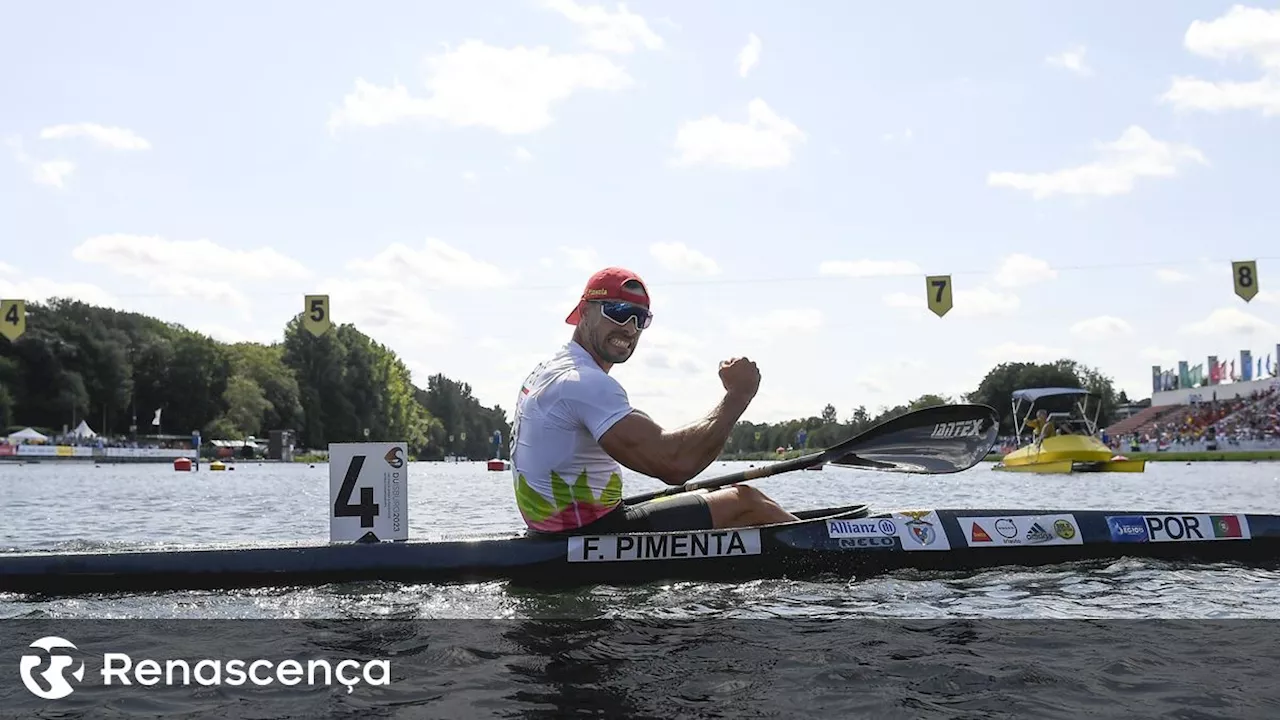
[329,442,408,542]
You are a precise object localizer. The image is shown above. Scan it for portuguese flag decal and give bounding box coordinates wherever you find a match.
[1210,515,1243,538]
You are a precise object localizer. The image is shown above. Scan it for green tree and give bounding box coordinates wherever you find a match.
[965,360,1116,433]
[820,403,838,424]
[220,374,271,437]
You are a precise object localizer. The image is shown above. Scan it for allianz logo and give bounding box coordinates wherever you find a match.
[829,518,897,536]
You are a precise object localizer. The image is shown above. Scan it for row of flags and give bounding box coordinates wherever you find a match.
[1153,345,1279,392]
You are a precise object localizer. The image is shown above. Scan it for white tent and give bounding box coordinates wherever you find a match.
[7,427,48,443]
[68,420,97,438]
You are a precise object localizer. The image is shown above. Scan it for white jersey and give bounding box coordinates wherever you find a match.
[511,341,633,532]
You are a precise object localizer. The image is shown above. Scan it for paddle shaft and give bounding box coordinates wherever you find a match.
[624,449,827,504]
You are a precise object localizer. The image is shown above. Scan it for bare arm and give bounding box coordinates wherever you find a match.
[598,391,753,485]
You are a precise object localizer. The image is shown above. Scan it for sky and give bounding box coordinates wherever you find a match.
[2,1,1279,429]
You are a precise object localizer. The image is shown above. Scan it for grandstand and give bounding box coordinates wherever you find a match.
[1103,348,1280,451]
[1105,404,1184,436]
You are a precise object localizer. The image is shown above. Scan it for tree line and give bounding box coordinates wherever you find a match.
[0,299,509,460]
[0,298,1124,461]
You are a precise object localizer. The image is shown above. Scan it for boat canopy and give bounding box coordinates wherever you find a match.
[1010,387,1101,437]
[1011,387,1094,403]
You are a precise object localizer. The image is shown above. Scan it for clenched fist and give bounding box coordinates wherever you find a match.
[719,357,761,400]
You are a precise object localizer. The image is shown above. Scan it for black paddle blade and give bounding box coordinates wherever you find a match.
[827,403,999,474]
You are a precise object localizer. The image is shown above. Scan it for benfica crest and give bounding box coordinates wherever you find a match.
[899,510,936,546]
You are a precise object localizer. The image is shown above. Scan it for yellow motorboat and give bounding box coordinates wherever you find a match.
[993,387,1145,474]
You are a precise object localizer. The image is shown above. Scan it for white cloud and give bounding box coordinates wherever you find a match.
[980,342,1068,361]
[346,238,513,288]
[32,160,75,188]
[634,325,704,375]
[1141,346,1181,362]
[72,234,310,282]
[951,286,1021,316]
[557,246,601,272]
[738,33,762,77]
[514,146,534,162]
[462,171,478,183]
[0,276,118,308]
[1180,307,1277,336]
[987,126,1207,199]
[883,285,1020,317]
[1046,45,1092,76]
[1164,75,1280,116]
[818,259,920,277]
[1069,315,1133,337]
[542,0,664,54]
[39,123,151,151]
[545,283,588,319]
[649,242,720,275]
[328,41,632,135]
[70,234,311,314]
[1156,268,1191,283]
[0,262,14,275]
[883,292,922,309]
[993,253,1057,287]
[882,128,914,143]
[1162,5,1280,116]
[322,275,454,345]
[671,98,805,169]
[728,308,822,340]
[6,136,75,189]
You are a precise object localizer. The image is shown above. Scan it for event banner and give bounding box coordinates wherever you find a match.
[3,620,1280,718]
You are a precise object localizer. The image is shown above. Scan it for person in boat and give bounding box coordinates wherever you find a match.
[510,266,799,536]
[1026,409,1056,447]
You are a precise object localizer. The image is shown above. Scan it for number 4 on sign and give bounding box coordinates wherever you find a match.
[303,294,331,336]
[926,276,952,317]
[0,299,25,341]
[328,442,409,543]
[1233,261,1259,302]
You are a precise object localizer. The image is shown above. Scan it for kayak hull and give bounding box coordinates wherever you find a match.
[1,505,1276,596]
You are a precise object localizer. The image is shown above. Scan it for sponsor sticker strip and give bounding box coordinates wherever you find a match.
[956,514,1083,548]
[1105,514,1251,543]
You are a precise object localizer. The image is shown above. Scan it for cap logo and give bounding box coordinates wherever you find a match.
[584,288,610,297]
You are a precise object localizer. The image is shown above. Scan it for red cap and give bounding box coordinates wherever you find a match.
[565,267,650,325]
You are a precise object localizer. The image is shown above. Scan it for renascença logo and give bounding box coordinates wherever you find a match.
[20,636,85,699]
[17,636,391,698]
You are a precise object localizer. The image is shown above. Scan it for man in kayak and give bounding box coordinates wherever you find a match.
[511,266,799,535]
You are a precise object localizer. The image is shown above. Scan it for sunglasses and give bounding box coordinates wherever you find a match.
[593,300,653,329]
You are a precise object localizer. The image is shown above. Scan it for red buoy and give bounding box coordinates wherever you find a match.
[173,457,193,471]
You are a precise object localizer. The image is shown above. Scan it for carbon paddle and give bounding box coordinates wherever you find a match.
[622,403,1000,505]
